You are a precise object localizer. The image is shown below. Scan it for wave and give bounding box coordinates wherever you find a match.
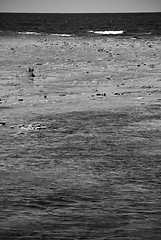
[17,32,72,37]
[89,30,124,35]
[51,34,72,37]
[18,31,42,35]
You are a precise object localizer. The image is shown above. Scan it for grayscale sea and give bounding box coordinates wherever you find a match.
[0,12,161,240]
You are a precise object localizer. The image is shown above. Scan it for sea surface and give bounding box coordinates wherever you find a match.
[1,107,161,240]
[0,12,161,36]
[1,12,161,240]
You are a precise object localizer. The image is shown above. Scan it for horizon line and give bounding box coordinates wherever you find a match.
[0,11,161,14]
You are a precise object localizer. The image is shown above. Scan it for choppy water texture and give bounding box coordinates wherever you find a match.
[0,12,161,36]
[0,12,161,239]
[0,106,161,239]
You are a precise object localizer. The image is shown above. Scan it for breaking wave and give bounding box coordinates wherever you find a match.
[51,34,72,37]
[89,30,124,35]
[18,31,42,35]
[17,32,72,37]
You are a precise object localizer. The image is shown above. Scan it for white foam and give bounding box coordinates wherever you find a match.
[89,30,124,35]
[51,34,71,37]
[18,31,41,35]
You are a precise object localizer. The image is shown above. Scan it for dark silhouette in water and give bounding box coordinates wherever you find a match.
[28,67,35,77]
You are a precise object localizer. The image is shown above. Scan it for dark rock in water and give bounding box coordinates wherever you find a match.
[98,48,104,52]
[132,35,139,39]
[93,92,106,97]
[93,89,98,93]
[114,92,124,96]
[18,98,23,101]
[59,93,67,96]
[0,121,6,126]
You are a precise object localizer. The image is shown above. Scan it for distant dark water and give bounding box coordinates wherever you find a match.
[0,12,161,36]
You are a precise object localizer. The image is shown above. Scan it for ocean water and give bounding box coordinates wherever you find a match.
[0,12,161,36]
[1,108,161,239]
[1,12,161,240]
